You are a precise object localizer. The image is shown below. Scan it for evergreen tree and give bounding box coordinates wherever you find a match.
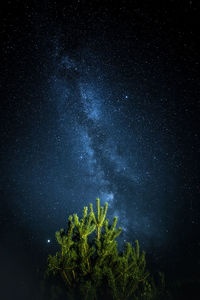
[46,198,159,300]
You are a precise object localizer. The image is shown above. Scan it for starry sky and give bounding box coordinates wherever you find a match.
[0,1,200,299]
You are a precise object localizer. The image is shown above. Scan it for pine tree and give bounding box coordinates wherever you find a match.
[46,198,156,300]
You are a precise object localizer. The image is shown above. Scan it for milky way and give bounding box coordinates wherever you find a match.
[4,36,180,256]
[16,44,174,250]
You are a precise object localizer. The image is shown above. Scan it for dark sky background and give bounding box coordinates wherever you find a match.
[0,1,200,299]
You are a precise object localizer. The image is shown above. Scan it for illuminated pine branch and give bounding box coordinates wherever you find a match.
[46,198,161,300]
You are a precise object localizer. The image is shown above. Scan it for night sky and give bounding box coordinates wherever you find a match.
[0,1,200,299]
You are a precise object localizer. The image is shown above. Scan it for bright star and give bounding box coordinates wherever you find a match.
[47,239,51,243]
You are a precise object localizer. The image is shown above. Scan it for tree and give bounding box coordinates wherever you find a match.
[46,198,157,300]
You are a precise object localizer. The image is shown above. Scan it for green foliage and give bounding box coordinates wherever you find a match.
[46,198,160,300]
